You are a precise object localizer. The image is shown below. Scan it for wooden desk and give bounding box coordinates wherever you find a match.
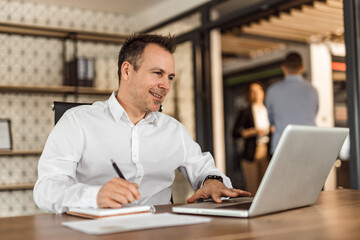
[1,189,360,240]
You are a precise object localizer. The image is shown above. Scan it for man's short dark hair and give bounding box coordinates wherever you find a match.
[117,34,177,84]
[283,52,303,72]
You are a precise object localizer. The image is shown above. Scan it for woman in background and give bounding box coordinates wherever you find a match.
[233,82,271,195]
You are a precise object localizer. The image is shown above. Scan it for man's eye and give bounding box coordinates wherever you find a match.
[168,76,174,81]
[154,72,162,76]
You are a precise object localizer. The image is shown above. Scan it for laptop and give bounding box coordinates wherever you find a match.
[172,125,349,218]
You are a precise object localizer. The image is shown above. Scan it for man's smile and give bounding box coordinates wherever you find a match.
[150,90,163,100]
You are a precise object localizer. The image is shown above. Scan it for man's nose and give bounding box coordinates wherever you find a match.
[159,76,171,90]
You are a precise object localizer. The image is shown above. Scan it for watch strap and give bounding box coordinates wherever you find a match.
[203,175,223,184]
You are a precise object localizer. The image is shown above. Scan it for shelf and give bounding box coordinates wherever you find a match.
[0,150,42,156]
[0,21,128,44]
[0,85,113,95]
[0,183,35,191]
[333,71,346,81]
[77,87,114,95]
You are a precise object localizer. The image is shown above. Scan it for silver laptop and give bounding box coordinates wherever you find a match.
[172,125,349,218]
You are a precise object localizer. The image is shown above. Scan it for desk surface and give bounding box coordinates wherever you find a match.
[1,189,360,240]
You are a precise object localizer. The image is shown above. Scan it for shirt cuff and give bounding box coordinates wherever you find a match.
[81,185,102,208]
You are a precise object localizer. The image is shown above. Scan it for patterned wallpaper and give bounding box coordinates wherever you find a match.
[0,155,38,185]
[0,0,200,216]
[0,35,63,86]
[0,155,39,217]
[0,0,131,33]
[0,190,40,217]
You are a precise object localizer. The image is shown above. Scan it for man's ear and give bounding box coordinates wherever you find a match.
[121,61,132,81]
[299,64,305,74]
[281,65,288,75]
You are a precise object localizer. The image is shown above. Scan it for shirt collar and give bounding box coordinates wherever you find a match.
[285,74,304,82]
[108,91,158,126]
[143,111,158,127]
[108,91,126,122]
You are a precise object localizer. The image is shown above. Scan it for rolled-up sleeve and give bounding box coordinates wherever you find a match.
[177,124,232,191]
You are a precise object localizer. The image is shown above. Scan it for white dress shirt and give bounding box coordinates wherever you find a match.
[34,92,231,213]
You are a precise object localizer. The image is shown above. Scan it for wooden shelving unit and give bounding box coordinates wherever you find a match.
[0,21,123,194]
[77,86,114,95]
[0,22,120,96]
[0,183,35,191]
[0,21,127,44]
[0,85,113,95]
[0,150,42,156]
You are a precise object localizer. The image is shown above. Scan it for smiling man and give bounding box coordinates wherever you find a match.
[34,34,250,213]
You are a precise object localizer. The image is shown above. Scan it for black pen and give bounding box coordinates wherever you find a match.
[110,159,126,179]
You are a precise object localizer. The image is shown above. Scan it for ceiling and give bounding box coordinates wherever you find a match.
[23,0,344,60]
[222,0,344,60]
[241,0,343,43]
[24,0,167,14]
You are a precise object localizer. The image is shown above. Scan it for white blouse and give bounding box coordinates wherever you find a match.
[252,104,270,144]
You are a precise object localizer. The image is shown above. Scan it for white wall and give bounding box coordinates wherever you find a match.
[310,43,336,190]
[211,29,226,173]
[310,43,334,128]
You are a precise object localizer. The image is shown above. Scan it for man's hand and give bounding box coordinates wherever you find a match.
[186,179,251,204]
[97,177,141,208]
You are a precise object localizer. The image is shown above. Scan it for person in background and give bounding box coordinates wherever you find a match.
[265,52,319,155]
[233,82,271,195]
[33,34,251,213]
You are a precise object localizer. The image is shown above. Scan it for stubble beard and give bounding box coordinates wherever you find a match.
[150,89,166,112]
[148,99,162,112]
[142,97,162,113]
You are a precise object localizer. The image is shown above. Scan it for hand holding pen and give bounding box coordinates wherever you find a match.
[96,159,141,208]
